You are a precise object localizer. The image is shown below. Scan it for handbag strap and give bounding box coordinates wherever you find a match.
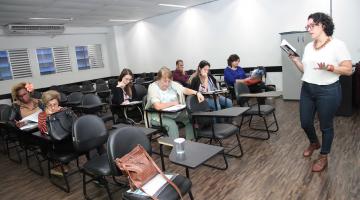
[143,149,184,200]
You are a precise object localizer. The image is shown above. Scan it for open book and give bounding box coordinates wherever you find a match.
[162,104,186,112]
[280,39,299,57]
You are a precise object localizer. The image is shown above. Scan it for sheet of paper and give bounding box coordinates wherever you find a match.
[20,109,42,123]
[122,100,142,105]
[127,174,173,196]
[162,104,186,112]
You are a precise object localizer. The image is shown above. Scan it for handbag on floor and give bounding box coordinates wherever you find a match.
[116,144,183,200]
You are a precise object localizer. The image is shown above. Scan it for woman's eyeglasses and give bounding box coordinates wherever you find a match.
[305,23,319,31]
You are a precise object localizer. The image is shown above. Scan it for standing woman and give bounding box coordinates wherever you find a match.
[111,68,138,105]
[191,60,232,110]
[290,12,352,172]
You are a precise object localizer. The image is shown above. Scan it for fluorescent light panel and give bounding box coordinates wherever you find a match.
[158,3,186,8]
[109,19,138,22]
[29,17,73,21]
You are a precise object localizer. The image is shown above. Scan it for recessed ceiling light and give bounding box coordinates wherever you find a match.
[158,3,187,8]
[29,17,73,21]
[109,19,138,22]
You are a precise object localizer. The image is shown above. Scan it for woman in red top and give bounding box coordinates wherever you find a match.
[38,90,64,134]
[38,90,70,176]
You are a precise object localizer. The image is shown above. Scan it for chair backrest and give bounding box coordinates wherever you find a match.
[67,92,83,102]
[72,115,108,153]
[32,90,42,99]
[81,84,95,92]
[96,83,110,92]
[95,79,106,85]
[186,95,212,128]
[68,84,82,93]
[135,77,145,85]
[234,82,250,106]
[82,94,102,105]
[0,104,13,121]
[108,79,118,90]
[107,127,151,176]
[59,92,68,104]
[134,84,147,101]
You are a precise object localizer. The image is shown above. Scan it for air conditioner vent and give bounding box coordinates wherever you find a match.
[4,24,65,35]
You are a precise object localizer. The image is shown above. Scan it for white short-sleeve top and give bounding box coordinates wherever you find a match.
[301,38,351,85]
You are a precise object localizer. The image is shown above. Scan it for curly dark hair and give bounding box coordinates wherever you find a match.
[308,12,334,36]
[227,54,240,66]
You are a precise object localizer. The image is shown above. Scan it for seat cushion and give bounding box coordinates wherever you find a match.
[101,113,113,122]
[47,151,78,163]
[198,123,238,139]
[83,154,111,176]
[245,105,275,115]
[123,174,192,200]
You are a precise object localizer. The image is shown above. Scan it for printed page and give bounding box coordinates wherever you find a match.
[162,104,186,112]
[20,109,42,123]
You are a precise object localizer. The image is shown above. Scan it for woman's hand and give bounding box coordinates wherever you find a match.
[15,120,26,128]
[314,62,334,72]
[119,81,126,88]
[196,92,205,102]
[289,55,301,63]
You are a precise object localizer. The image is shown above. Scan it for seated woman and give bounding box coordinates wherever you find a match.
[10,82,44,128]
[191,60,232,110]
[111,68,138,105]
[145,67,204,140]
[38,90,75,176]
[224,54,266,93]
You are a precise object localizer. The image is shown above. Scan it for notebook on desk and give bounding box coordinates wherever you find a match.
[162,104,186,112]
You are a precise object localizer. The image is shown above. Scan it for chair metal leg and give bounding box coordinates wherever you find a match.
[7,140,22,163]
[159,144,166,171]
[25,148,45,176]
[48,160,70,193]
[83,171,90,200]
[188,190,195,200]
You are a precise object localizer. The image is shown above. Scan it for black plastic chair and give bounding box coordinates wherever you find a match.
[79,94,113,123]
[96,83,111,104]
[234,82,279,140]
[67,84,82,93]
[186,96,243,158]
[107,127,194,200]
[95,79,106,85]
[134,84,147,101]
[81,81,96,94]
[59,92,68,106]
[107,79,118,90]
[66,92,83,108]
[47,126,80,192]
[72,115,111,199]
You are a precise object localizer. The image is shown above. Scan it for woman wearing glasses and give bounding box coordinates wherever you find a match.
[191,60,232,110]
[112,68,138,105]
[10,82,44,128]
[289,12,352,172]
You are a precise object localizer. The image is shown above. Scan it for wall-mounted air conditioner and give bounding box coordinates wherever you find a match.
[4,24,65,35]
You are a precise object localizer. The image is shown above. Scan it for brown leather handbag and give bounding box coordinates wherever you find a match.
[116,144,183,200]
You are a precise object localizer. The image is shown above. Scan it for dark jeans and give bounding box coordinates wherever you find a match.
[300,81,342,154]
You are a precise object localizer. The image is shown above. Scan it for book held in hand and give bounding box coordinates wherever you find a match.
[280,39,299,57]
